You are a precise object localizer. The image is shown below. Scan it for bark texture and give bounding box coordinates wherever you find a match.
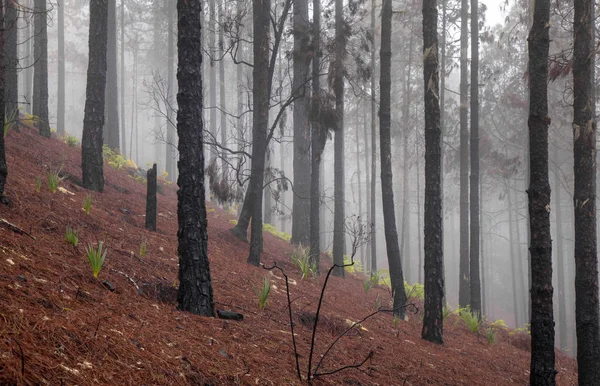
[0,0,7,198]
[527,0,555,381]
[291,0,311,246]
[176,0,214,317]
[380,0,407,317]
[572,0,600,381]
[421,0,444,344]
[145,164,157,231]
[81,0,108,192]
[33,0,49,137]
[104,0,120,151]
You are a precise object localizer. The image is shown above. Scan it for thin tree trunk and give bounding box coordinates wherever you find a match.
[166,0,176,180]
[416,129,422,283]
[218,0,227,181]
[0,0,7,199]
[356,110,363,267]
[573,0,600,379]
[332,0,345,277]
[152,0,162,166]
[81,0,108,192]
[5,0,18,133]
[24,0,33,114]
[209,0,217,165]
[120,0,126,153]
[552,151,567,351]
[105,0,120,150]
[176,0,214,317]
[458,0,470,308]
[469,0,481,315]
[380,0,407,316]
[363,103,371,271]
[369,0,377,274]
[33,0,49,137]
[400,33,413,283]
[421,0,444,343]
[56,0,64,135]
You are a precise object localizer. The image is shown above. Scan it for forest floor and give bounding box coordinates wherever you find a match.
[0,123,578,385]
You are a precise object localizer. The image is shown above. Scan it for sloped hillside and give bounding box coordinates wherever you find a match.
[0,125,577,385]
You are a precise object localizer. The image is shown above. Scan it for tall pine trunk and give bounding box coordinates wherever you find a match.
[0,0,7,199]
[81,0,108,192]
[400,33,413,283]
[166,0,176,180]
[218,0,227,180]
[291,0,311,245]
[105,0,119,151]
[573,0,600,380]
[332,0,345,276]
[120,0,126,153]
[458,0,470,308]
[176,0,214,317]
[527,0,555,380]
[4,0,18,133]
[56,0,64,135]
[369,0,377,274]
[208,0,217,165]
[33,0,49,137]
[421,0,444,344]
[380,0,407,316]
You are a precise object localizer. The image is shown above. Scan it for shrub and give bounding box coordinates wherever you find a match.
[404,281,425,301]
[64,134,79,147]
[83,194,92,215]
[46,168,65,193]
[457,306,483,333]
[263,223,291,242]
[254,276,271,309]
[291,245,316,279]
[64,227,78,247]
[85,242,107,279]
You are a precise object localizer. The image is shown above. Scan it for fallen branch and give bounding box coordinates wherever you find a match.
[0,218,35,240]
[110,268,143,295]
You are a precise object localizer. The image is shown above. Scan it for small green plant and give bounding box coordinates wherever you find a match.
[509,323,531,336]
[263,223,291,242]
[458,306,483,333]
[46,168,65,193]
[64,134,79,147]
[343,254,363,273]
[34,177,42,192]
[253,276,271,309]
[363,279,373,293]
[374,293,381,310]
[139,239,148,258]
[85,242,107,279]
[442,303,453,320]
[291,245,316,279]
[486,327,496,344]
[64,227,79,247]
[404,281,425,301]
[83,194,92,215]
[4,107,17,137]
[393,315,400,328]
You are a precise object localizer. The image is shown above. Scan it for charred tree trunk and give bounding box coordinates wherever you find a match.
[291,0,311,245]
[369,0,377,274]
[573,0,600,380]
[176,0,214,317]
[527,0,555,380]
[421,0,444,344]
[309,0,322,273]
[0,0,7,200]
[5,0,18,132]
[81,0,108,192]
[469,0,481,315]
[105,0,119,151]
[246,0,270,266]
[145,164,157,231]
[458,0,470,308]
[332,0,345,277]
[33,0,49,137]
[380,0,407,316]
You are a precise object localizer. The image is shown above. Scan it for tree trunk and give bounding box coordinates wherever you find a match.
[469,0,481,315]
[24,0,33,114]
[291,0,311,246]
[33,0,49,137]
[527,0,555,380]
[218,0,227,180]
[0,0,7,198]
[416,129,423,283]
[400,33,413,283]
[380,0,407,316]
[458,0,470,308]
[309,0,322,272]
[573,0,600,380]
[552,150,567,351]
[145,164,157,231]
[208,0,217,165]
[356,111,364,267]
[152,0,162,167]
[176,0,214,317]
[363,104,371,271]
[332,0,345,277]
[166,0,176,181]
[421,0,444,344]
[246,0,270,266]
[264,147,272,225]
[369,0,377,274]
[56,0,64,135]
[81,0,108,193]
[4,0,17,130]
[120,0,126,153]
[506,182,521,327]
[105,0,119,151]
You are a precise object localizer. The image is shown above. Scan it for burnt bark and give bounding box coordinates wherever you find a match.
[5,0,18,132]
[380,0,407,317]
[246,0,271,266]
[176,0,214,317]
[527,0,555,381]
[291,0,311,246]
[33,0,49,137]
[81,0,108,192]
[572,0,600,381]
[332,0,345,277]
[421,0,444,344]
[104,0,119,151]
[469,0,481,315]
[145,164,157,231]
[458,0,470,308]
[0,0,7,199]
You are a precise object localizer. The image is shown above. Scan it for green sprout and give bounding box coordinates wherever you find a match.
[64,227,79,247]
[254,276,272,310]
[85,242,107,279]
[83,194,92,215]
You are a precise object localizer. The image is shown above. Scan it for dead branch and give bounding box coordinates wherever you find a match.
[0,218,36,240]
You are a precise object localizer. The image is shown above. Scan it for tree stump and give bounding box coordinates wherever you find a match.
[145,163,157,231]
